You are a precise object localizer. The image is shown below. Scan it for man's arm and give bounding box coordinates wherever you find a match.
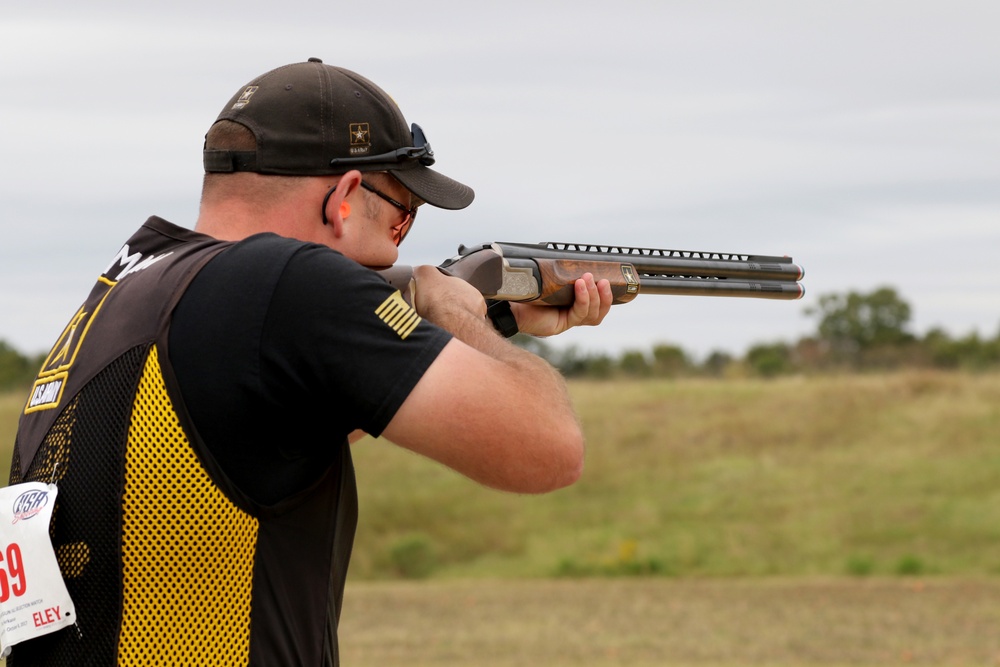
[380,266,611,493]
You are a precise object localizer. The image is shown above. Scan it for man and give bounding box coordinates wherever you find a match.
[9,58,611,665]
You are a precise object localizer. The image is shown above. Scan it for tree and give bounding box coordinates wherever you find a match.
[701,350,734,377]
[618,350,652,377]
[746,342,794,377]
[0,339,40,390]
[561,349,615,378]
[651,344,690,377]
[924,328,1000,370]
[806,287,913,355]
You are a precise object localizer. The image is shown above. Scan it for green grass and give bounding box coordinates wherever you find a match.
[3,371,1000,579]
[349,371,1000,580]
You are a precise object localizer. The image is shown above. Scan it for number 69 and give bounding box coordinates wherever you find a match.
[0,543,27,602]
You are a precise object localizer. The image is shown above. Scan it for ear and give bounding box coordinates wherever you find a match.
[323,170,363,238]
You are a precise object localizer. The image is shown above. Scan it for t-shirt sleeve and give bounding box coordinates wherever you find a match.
[259,242,452,437]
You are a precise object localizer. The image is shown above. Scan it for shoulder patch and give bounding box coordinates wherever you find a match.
[375,291,421,340]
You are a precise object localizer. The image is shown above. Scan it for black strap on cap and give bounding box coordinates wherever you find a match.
[204,150,259,173]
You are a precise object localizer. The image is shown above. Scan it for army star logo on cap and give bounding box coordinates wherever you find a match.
[349,123,371,156]
[232,86,259,110]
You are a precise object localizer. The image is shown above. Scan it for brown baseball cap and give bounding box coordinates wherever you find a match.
[203,58,474,210]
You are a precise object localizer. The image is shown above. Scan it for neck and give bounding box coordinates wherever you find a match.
[195,203,274,241]
[196,173,332,243]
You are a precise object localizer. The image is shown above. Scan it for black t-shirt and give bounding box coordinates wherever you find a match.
[169,233,451,505]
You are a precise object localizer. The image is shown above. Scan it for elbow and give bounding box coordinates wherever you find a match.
[556,430,586,489]
[551,451,585,491]
[522,424,585,494]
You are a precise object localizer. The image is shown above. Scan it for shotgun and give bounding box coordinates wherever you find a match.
[381,241,805,307]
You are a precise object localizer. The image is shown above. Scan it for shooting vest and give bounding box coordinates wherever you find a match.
[10,217,356,666]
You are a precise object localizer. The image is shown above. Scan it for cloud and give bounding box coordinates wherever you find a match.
[2,0,998,356]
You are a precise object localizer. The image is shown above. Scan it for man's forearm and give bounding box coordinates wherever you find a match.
[423,298,578,421]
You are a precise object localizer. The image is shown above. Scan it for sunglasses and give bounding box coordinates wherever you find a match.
[359,180,418,246]
[320,180,417,246]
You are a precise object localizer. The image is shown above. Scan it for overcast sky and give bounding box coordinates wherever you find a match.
[2,1,998,360]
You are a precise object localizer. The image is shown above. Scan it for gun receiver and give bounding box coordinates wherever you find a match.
[381,241,805,306]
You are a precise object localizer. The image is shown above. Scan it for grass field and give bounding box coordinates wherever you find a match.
[2,371,999,665]
[3,373,1000,577]
[348,371,1000,580]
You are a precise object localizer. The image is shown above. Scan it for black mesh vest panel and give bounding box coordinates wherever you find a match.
[9,217,356,666]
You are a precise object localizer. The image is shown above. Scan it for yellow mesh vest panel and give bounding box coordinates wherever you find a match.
[119,345,258,665]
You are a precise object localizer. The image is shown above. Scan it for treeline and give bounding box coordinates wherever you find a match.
[0,341,45,392]
[517,286,1000,378]
[2,286,998,390]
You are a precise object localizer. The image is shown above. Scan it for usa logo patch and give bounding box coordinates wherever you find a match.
[375,292,421,340]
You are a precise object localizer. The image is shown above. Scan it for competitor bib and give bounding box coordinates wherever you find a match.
[0,482,76,656]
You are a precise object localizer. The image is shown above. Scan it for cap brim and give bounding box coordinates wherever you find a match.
[390,163,475,210]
